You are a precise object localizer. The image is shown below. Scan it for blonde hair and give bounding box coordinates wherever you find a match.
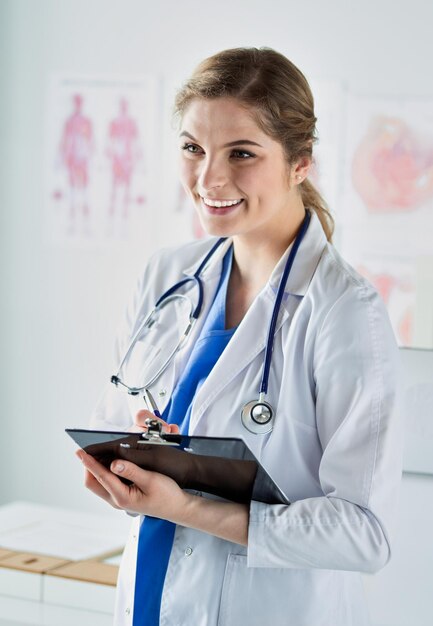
[174,47,334,241]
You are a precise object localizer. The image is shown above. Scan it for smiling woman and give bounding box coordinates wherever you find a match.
[82,47,402,626]
[175,47,334,242]
[178,98,307,250]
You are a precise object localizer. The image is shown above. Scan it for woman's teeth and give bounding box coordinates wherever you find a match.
[203,198,242,208]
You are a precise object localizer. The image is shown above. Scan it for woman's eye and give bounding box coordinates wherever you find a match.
[231,149,254,159]
[181,143,202,154]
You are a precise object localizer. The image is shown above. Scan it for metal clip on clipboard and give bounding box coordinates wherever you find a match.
[137,419,181,446]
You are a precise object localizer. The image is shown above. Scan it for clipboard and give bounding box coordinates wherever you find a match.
[66,426,290,505]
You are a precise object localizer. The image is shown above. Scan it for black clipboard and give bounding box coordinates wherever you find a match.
[66,428,290,505]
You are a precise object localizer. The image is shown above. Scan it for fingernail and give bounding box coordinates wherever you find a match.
[112,462,124,473]
[76,451,84,461]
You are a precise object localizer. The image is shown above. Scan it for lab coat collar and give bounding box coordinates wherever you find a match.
[182,211,327,297]
[268,210,327,297]
[188,212,328,430]
[189,286,286,431]
[182,237,233,279]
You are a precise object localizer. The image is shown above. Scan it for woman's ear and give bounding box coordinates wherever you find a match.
[291,156,312,186]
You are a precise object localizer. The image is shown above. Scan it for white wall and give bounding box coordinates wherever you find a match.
[1,1,433,624]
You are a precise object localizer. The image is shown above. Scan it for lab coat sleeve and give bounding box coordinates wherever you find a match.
[247,285,403,573]
[89,253,160,431]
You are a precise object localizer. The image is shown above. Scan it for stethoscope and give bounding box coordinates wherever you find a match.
[111,209,311,435]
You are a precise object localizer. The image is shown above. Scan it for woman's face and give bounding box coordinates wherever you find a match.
[178,97,308,242]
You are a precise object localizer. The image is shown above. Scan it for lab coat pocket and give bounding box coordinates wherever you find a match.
[218,555,344,626]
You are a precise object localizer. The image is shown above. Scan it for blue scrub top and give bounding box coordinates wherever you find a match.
[133,249,236,626]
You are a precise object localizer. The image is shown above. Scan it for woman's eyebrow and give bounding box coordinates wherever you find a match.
[179,131,197,141]
[224,139,263,148]
[179,130,263,148]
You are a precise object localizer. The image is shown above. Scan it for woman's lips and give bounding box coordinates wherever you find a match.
[200,197,244,215]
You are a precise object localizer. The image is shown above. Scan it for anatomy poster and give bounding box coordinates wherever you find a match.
[45,75,159,246]
[340,94,433,348]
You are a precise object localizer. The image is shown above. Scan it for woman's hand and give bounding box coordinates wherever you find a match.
[77,409,185,519]
[77,409,249,545]
[126,409,180,435]
[76,448,191,520]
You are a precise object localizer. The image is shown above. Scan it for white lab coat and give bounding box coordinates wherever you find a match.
[91,211,402,626]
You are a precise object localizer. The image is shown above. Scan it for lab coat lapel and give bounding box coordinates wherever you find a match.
[189,211,327,431]
[146,239,232,414]
[177,237,233,356]
[189,287,291,431]
[155,239,232,407]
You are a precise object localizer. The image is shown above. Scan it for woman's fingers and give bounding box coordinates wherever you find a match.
[111,459,151,491]
[83,469,118,506]
[77,448,188,519]
[135,409,156,427]
[134,410,180,435]
[76,450,125,509]
[110,459,185,517]
[78,451,153,513]
[127,424,148,433]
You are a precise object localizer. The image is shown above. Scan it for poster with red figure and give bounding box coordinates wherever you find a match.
[340,94,433,348]
[45,75,158,246]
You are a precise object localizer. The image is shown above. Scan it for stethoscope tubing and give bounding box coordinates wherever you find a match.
[112,237,227,393]
[260,210,311,396]
[155,236,228,319]
[112,211,310,433]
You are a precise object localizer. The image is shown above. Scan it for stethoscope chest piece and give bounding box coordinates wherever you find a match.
[241,399,274,434]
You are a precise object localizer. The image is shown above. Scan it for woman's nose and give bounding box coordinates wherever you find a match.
[198,156,229,192]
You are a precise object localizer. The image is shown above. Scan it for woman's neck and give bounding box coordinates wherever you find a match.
[231,209,306,290]
[224,208,306,328]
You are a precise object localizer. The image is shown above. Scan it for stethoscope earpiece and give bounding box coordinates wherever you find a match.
[241,399,274,434]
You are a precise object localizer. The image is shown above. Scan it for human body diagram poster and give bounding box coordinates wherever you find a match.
[44,77,433,349]
[340,95,433,348]
[45,75,158,246]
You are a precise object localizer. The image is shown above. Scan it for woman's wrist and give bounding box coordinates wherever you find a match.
[174,491,249,546]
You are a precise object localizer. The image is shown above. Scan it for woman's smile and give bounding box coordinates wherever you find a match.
[201,197,244,208]
[201,196,244,215]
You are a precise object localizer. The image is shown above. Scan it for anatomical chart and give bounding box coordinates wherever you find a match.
[340,95,433,348]
[45,75,158,246]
